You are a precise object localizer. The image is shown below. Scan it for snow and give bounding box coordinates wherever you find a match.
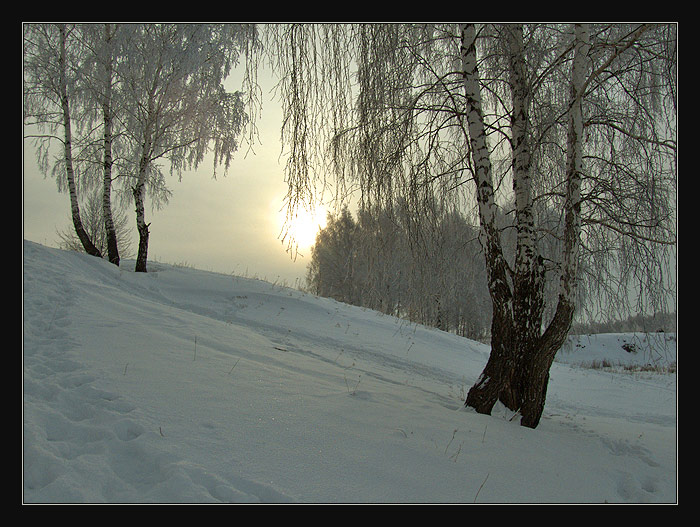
[22,239,677,503]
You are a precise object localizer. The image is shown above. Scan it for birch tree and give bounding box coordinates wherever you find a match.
[76,23,125,265]
[64,23,133,266]
[24,23,103,257]
[118,23,256,272]
[265,23,676,428]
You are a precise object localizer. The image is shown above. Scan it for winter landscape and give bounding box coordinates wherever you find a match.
[22,240,677,504]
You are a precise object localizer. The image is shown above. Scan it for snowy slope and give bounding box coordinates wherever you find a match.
[22,240,677,503]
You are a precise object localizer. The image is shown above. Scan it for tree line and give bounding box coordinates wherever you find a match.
[307,202,676,340]
[307,204,493,340]
[308,201,504,341]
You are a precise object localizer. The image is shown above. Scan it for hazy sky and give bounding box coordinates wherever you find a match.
[23,68,327,288]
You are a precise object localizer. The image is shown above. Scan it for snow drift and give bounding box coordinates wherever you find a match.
[22,240,677,503]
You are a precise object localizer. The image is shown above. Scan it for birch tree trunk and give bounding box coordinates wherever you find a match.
[58,24,102,259]
[460,24,516,415]
[462,23,589,428]
[133,151,151,273]
[101,23,120,266]
[500,25,546,412]
[132,66,157,274]
[516,23,590,428]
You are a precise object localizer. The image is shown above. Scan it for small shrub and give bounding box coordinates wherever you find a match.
[621,342,638,354]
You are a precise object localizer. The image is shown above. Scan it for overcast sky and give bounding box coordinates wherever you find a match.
[22,70,326,288]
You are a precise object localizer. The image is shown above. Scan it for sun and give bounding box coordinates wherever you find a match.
[279,203,327,251]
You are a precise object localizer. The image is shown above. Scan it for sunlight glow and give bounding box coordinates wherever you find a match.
[279,203,327,251]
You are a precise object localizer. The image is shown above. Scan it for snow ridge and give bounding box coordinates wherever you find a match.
[23,240,677,503]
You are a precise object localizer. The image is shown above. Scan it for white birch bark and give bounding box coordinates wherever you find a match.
[501,24,548,413]
[460,23,515,413]
[134,132,153,273]
[58,24,102,258]
[520,23,591,428]
[133,59,159,273]
[559,23,589,311]
[508,25,536,288]
[459,24,510,304]
[101,23,120,266]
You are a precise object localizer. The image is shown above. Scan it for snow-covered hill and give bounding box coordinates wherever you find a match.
[22,240,677,503]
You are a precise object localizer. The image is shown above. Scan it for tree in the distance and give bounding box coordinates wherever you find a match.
[307,203,494,341]
[306,206,359,305]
